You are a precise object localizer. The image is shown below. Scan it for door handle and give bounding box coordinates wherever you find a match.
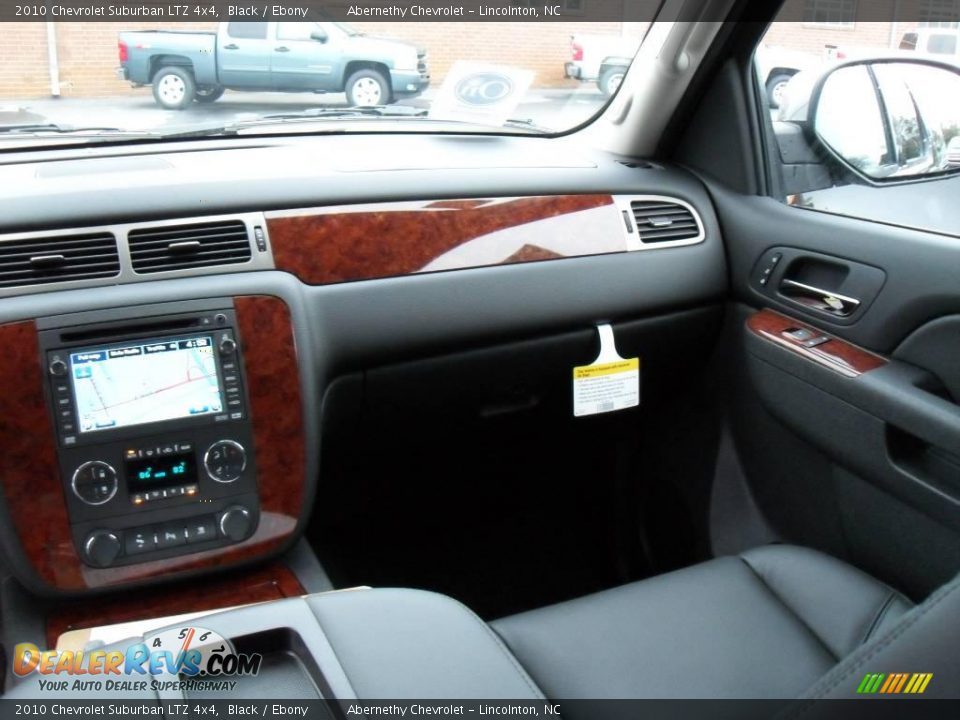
[275,46,290,52]
[223,43,239,50]
[779,278,861,317]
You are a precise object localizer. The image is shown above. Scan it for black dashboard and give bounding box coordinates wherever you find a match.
[0,133,727,597]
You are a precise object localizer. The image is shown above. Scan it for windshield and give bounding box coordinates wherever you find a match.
[0,12,648,148]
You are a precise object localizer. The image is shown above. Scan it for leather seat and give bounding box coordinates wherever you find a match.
[491,545,914,700]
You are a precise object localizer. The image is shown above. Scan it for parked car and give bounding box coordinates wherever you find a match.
[595,56,631,97]
[564,33,640,95]
[899,28,960,59]
[755,44,822,108]
[828,29,960,66]
[948,135,960,167]
[118,21,430,110]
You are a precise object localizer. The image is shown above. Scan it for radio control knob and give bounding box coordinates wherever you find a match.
[218,505,253,542]
[49,358,68,376]
[84,530,122,568]
[219,336,237,355]
[71,461,118,506]
[204,440,246,482]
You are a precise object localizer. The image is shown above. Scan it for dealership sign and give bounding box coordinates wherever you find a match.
[429,62,534,127]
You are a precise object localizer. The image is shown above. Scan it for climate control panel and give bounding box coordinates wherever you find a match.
[82,505,256,568]
[38,302,261,569]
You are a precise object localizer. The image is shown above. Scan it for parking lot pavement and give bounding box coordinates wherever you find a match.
[2,86,608,134]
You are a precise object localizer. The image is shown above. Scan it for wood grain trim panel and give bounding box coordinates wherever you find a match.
[0,321,76,588]
[266,195,622,285]
[46,563,304,649]
[0,296,305,591]
[747,308,887,377]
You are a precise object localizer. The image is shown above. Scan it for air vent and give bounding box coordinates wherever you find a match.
[630,200,701,244]
[0,232,119,289]
[128,220,252,274]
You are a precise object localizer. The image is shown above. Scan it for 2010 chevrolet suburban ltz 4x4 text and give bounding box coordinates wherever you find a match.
[0,2,958,717]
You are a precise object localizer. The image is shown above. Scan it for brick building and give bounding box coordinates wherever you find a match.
[0,0,957,100]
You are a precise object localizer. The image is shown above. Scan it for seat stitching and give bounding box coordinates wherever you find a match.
[454,601,547,701]
[859,591,897,646]
[785,575,960,716]
[738,556,839,662]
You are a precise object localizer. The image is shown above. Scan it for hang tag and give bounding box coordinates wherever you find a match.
[573,324,641,417]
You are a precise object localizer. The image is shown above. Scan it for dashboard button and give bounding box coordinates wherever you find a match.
[204,439,246,483]
[48,359,67,377]
[218,505,253,542]
[125,528,155,555]
[157,525,186,549]
[185,517,217,544]
[72,461,118,506]
[84,530,121,568]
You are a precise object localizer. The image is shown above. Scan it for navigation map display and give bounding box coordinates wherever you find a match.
[69,336,223,433]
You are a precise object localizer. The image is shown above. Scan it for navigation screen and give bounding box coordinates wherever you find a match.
[70,336,223,433]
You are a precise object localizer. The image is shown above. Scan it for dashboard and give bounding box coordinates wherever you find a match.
[0,133,726,596]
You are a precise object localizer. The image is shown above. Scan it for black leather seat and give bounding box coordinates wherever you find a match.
[491,545,915,700]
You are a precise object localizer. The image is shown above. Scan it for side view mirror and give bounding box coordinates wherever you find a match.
[810,59,960,181]
[310,29,328,43]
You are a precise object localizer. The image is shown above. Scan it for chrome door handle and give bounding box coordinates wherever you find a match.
[275,46,290,52]
[779,279,861,317]
[223,44,239,50]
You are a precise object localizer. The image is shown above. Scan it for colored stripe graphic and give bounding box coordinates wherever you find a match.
[859,672,933,694]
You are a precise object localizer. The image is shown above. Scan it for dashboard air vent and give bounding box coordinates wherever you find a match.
[128,220,252,274]
[0,232,119,289]
[630,200,701,244]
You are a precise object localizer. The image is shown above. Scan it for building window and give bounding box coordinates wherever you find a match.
[803,0,857,27]
[920,0,960,26]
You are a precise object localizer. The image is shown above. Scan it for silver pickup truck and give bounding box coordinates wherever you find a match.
[118,21,430,110]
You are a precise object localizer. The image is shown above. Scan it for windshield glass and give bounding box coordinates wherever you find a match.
[0,10,650,147]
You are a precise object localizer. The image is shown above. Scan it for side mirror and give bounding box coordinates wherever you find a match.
[810,60,960,181]
[310,29,328,43]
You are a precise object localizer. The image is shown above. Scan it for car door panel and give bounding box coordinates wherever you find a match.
[703,180,960,598]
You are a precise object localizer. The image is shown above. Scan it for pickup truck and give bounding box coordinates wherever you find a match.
[564,33,641,97]
[118,22,430,110]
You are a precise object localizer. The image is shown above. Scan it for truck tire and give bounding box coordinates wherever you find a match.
[152,66,196,110]
[345,68,390,107]
[598,67,626,98]
[195,86,225,104]
[765,72,793,110]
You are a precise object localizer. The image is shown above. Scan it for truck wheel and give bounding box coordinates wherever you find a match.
[346,69,390,107]
[598,67,626,98]
[152,66,196,110]
[765,72,793,109]
[195,86,225,104]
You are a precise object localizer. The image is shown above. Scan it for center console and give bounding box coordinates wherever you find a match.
[37,302,259,569]
[0,294,306,593]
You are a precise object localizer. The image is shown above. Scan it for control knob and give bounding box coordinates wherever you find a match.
[218,505,254,542]
[219,336,237,355]
[71,460,118,505]
[48,358,67,376]
[204,440,246,482]
[83,530,122,568]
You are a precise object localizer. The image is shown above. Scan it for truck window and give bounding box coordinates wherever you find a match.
[899,32,918,50]
[277,23,320,42]
[227,22,268,40]
[928,33,958,55]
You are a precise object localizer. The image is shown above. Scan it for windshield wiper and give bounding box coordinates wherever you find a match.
[0,122,160,138]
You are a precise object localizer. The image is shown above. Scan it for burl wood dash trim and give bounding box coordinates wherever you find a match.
[46,563,305,649]
[0,320,77,588]
[266,195,621,285]
[746,308,887,377]
[0,296,306,591]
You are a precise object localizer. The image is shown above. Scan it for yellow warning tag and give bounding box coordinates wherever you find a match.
[573,326,641,417]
